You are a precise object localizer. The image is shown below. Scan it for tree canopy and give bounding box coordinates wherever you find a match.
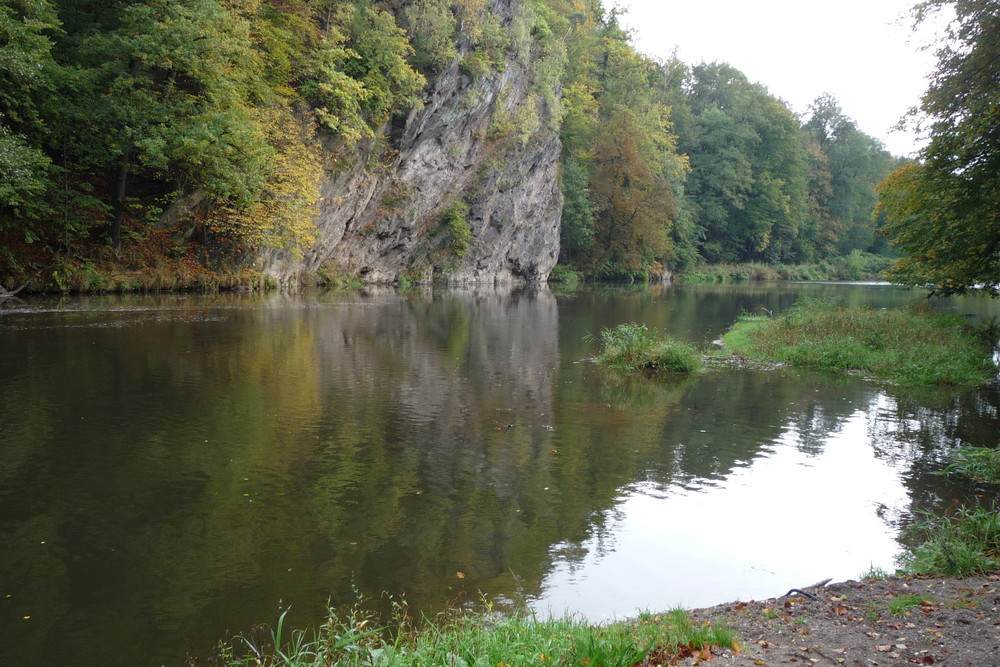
[878,0,1000,295]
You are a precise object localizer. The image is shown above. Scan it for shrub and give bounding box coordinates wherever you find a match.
[442,202,472,257]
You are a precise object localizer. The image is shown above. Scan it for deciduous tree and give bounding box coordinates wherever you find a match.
[879,0,1000,294]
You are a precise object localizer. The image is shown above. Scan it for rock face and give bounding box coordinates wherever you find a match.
[262,0,563,286]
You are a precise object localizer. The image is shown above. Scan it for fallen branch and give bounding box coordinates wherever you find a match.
[783,577,832,602]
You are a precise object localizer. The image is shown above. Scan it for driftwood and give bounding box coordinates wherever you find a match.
[0,274,36,298]
[783,577,833,602]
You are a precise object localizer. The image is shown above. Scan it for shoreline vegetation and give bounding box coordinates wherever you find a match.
[719,298,998,386]
[218,604,739,666]
[213,504,1000,666]
[678,251,896,285]
[591,299,998,387]
[0,253,899,296]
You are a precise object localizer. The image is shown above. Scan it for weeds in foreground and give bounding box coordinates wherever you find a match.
[944,446,1000,485]
[899,507,1000,577]
[218,602,737,666]
[588,323,702,373]
[720,298,997,385]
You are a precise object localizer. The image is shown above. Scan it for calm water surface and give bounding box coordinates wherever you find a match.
[1,283,998,666]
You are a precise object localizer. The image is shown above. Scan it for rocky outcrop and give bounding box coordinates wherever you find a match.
[262,0,563,287]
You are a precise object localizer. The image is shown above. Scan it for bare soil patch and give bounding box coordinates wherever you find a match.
[680,574,1000,666]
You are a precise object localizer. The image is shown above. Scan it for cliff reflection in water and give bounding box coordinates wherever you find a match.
[0,285,996,667]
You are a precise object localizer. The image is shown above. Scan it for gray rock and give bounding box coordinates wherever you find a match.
[261,0,562,287]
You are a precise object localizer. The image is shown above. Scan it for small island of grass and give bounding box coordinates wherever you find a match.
[720,298,998,386]
[589,323,702,374]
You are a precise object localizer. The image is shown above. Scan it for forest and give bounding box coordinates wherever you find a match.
[0,0,995,291]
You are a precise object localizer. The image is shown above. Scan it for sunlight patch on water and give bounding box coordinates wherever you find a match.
[533,409,908,619]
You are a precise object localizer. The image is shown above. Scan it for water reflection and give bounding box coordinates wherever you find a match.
[536,375,911,617]
[0,284,997,666]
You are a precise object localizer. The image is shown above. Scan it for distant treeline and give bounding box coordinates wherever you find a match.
[550,0,901,279]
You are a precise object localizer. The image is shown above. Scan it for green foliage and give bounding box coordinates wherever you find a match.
[441,201,471,257]
[0,0,60,222]
[944,446,1000,484]
[221,599,737,666]
[547,263,581,285]
[899,507,1000,576]
[401,0,457,73]
[559,153,595,257]
[886,594,927,617]
[680,253,895,284]
[0,0,910,288]
[338,4,426,136]
[548,2,896,279]
[858,565,893,581]
[803,94,896,257]
[721,298,998,385]
[590,323,702,373]
[681,63,811,264]
[879,0,1000,295]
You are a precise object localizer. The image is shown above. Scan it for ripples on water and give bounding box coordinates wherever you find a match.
[0,283,997,666]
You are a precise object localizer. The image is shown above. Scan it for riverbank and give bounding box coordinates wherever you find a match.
[680,252,895,285]
[210,570,1000,666]
[682,572,1000,666]
[3,250,897,296]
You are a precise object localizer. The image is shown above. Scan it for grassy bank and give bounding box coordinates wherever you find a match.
[682,251,895,285]
[720,299,997,385]
[588,323,702,373]
[898,507,1000,577]
[219,604,738,666]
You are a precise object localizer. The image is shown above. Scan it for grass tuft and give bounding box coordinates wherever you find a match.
[720,298,997,385]
[858,565,893,581]
[886,594,927,617]
[589,323,702,373]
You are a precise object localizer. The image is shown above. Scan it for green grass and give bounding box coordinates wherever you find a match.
[898,507,1000,577]
[858,565,893,581]
[886,594,927,616]
[589,323,702,373]
[219,602,738,666]
[720,298,997,385]
[944,446,1000,484]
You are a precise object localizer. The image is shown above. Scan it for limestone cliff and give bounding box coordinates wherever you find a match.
[262,0,563,287]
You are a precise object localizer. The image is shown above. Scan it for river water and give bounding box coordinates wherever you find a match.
[1,282,997,666]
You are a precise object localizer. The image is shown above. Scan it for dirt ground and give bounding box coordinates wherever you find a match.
[680,574,1000,666]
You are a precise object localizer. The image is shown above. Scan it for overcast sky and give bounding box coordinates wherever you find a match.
[616,0,945,157]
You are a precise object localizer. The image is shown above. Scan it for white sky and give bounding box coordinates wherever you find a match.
[616,0,945,157]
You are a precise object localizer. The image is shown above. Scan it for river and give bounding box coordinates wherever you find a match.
[1,282,997,666]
